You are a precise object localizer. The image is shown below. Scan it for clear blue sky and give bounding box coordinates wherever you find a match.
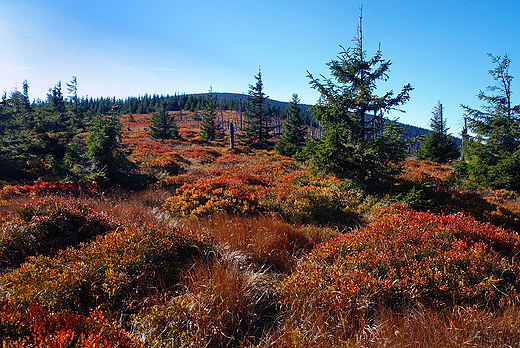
[2,0,519,135]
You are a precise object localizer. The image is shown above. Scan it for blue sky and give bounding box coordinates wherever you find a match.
[1,0,519,135]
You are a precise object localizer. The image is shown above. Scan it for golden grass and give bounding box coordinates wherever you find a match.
[132,258,278,347]
[356,306,520,348]
[180,214,324,272]
[263,305,520,348]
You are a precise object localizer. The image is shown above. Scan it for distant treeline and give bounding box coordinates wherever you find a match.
[33,91,291,117]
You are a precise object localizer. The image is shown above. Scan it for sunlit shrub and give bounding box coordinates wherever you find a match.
[260,172,374,226]
[164,173,265,217]
[0,224,210,313]
[164,155,376,227]
[0,197,118,268]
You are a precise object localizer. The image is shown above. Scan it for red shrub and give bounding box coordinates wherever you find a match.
[0,298,141,347]
[0,197,119,269]
[280,205,520,314]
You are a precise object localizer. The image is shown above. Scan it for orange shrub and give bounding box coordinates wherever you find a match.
[164,173,264,217]
[164,152,375,227]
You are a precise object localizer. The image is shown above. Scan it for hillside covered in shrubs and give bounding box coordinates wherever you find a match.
[2,16,520,344]
[0,105,520,346]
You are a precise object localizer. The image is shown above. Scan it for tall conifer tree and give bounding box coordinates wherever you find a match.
[241,68,273,149]
[305,9,412,183]
[458,54,520,190]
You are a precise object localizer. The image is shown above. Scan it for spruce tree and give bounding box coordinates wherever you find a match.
[305,11,412,183]
[200,91,217,141]
[275,93,307,157]
[85,115,130,180]
[241,68,273,149]
[417,101,460,163]
[458,54,520,190]
[149,103,179,140]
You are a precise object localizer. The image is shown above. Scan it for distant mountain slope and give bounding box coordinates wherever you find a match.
[206,93,461,144]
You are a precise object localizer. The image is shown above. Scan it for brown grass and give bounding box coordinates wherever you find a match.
[356,306,520,348]
[264,305,520,348]
[180,214,321,272]
[88,188,175,227]
[132,259,277,347]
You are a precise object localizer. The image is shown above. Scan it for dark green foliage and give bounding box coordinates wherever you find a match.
[367,120,408,178]
[150,104,179,140]
[305,16,412,183]
[199,92,218,141]
[85,115,131,181]
[241,68,274,149]
[0,82,76,179]
[458,54,520,190]
[417,101,460,163]
[275,94,307,157]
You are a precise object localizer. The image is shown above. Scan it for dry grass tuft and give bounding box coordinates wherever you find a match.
[265,305,520,348]
[180,214,321,272]
[89,189,175,227]
[132,259,277,347]
[357,306,520,348]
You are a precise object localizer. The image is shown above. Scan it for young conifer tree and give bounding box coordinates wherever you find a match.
[150,103,179,140]
[275,93,307,157]
[241,68,273,149]
[199,91,217,141]
[417,101,460,163]
[85,115,130,180]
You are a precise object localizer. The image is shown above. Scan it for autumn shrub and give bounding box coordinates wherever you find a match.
[212,152,303,182]
[260,172,375,226]
[131,152,186,176]
[0,181,97,200]
[182,148,222,164]
[277,205,520,345]
[0,197,119,268]
[0,298,141,347]
[398,159,520,232]
[0,224,210,314]
[131,260,276,348]
[164,155,375,227]
[399,158,453,186]
[164,173,265,217]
